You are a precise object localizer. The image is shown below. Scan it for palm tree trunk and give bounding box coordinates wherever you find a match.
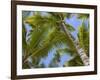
[61,22,89,66]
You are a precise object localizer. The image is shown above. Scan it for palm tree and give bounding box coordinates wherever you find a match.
[46,12,89,66]
[63,20,89,67]
[22,11,89,68]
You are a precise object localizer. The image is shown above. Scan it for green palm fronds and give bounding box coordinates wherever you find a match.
[77,22,89,56]
[22,11,89,68]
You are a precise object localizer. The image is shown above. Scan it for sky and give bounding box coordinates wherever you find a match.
[23,11,88,68]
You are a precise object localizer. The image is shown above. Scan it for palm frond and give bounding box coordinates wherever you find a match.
[56,48,76,56]
[77,14,89,19]
[77,22,89,56]
[64,55,84,66]
[64,23,75,32]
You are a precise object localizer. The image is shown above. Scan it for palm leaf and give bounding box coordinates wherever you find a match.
[77,14,89,19]
[56,48,76,56]
[64,23,75,32]
[69,55,84,66]
[64,55,84,66]
[77,22,89,56]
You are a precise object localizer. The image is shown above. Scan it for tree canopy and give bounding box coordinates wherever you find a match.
[22,11,89,68]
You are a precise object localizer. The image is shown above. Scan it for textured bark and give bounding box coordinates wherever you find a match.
[61,22,89,66]
[74,40,89,65]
